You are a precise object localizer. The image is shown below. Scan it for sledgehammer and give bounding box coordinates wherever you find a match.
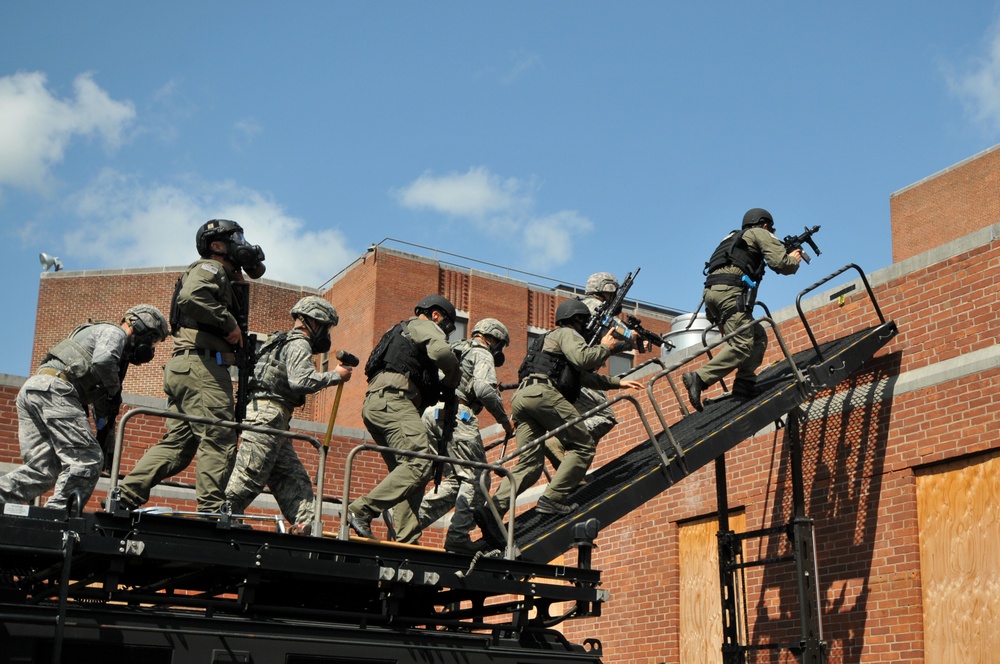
[323,350,360,449]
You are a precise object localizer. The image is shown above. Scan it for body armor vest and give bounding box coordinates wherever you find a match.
[248,330,308,408]
[704,229,766,284]
[45,322,114,405]
[517,331,582,402]
[365,321,441,408]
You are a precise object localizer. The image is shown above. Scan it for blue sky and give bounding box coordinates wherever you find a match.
[3,2,1000,376]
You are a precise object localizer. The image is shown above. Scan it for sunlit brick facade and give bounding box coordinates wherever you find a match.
[3,144,1000,662]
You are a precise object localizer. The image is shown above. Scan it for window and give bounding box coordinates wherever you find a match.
[608,352,634,378]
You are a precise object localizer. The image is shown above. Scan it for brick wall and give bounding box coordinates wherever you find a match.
[9,224,997,661]
[890,143,1000,263]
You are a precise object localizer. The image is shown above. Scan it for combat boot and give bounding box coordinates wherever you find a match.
[536,495,579,515]
[682,372,706,412]
[347,509,377,540]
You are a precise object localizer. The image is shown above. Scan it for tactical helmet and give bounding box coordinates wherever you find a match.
[555,299,591,325]
[585,272,619,296]
[291,296,339,326]
[125,305,169,342]
[196,219,243,257]
[414,294,457,322]
[742,208,774,229]
[471,318,510,347]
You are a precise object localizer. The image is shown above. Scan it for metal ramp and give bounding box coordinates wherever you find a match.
[480,265,898,564]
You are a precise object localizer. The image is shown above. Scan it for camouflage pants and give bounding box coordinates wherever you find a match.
[226,400,314,527]
[418,403,490,542]
[0,374,102,510]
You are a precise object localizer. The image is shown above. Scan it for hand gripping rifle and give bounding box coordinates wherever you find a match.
[781,225,822,264]
[584,267,640,347]
[231,281,256,422]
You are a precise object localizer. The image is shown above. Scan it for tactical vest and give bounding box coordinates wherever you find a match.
[703,229,766,284]
[452,339,489,412]
[517,331,582,402]
[44,322,114,405]
[248,330,308,408]
[168,261,238,338]
[364,321,441,408]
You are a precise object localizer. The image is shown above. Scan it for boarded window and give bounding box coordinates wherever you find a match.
[916,450,1000,664]
[679,512,746,664]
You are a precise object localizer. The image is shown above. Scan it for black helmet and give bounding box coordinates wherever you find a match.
[555,299,590,325]
[196,218,266,278]
[414,294,457,322]
[742,208,774,229]
[196,219,243,256]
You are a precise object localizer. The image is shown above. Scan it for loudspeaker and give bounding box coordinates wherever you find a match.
[39,253,63,272]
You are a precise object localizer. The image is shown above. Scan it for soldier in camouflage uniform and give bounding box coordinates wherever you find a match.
[682,208,801,411]
[545,272,635,469]
[225,296,351,535]
[0,305,168,511]
[347,295,461,544]
[418,318,514,554]
[117,219,265,513]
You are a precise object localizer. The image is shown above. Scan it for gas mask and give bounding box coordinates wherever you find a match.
[227,232,266,279]
[305,320,332,354]
[126,332,157,365]
[486,338,506,367]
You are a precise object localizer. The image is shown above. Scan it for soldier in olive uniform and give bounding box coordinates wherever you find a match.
[347,295,461,543]
[487,300,642,519]
[682,208,801,411]
[544,272,637,470]
[225,296,353,535]
[117,219,266,512]
[418,318,514,554]
[0,305,168,511]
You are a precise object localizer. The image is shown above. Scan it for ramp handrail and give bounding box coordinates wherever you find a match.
[107,406,327,536]
[647,315,810,430]
[475,393,660,550]
[795,263,885,361]
[339,443,518,558]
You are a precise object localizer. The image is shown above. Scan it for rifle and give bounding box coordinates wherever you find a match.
[621,314,672,353]
[95,358,129,473]
[432,388,459,490]
[584,267,640,347]
[231,280,256,422]
[781,225,822,264]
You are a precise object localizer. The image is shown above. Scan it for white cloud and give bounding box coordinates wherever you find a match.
[0,71,135,192]
[946,19,1000,135]
[394,166,532,218]
[394,166,593,269]
[231,117,262,153]
[501,50,542,85]
[61,169,356,288]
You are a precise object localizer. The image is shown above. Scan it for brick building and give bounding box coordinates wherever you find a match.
[2,144,1000,662]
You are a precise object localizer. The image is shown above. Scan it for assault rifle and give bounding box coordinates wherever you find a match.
[622,314,672,353]
[584,267,649,349]
[432,388,459,490]
[231,280,256,422]
[782,225,822,264]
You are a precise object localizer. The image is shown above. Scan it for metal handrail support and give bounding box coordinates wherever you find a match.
[474,393,661,551]
[647,316,810,430]
[107,406,326,536]
[795,263,886,362]
[339,443,518,559]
